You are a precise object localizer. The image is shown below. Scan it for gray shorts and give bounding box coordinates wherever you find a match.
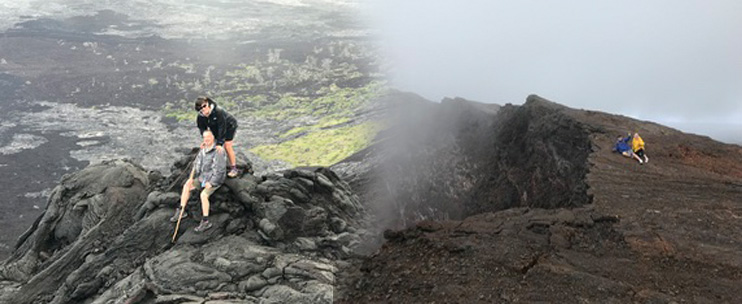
[191,179,219,196]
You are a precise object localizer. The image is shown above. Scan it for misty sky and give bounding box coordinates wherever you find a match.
[363,1,742,127]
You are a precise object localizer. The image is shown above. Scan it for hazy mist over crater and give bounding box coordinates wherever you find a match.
[362,0,742,143]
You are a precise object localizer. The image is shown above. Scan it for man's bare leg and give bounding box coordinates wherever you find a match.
[200,187,211,217]
[171,182,194,222]
[195,186,214,232]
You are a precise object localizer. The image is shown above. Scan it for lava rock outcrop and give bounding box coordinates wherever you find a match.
[1,152,365,304]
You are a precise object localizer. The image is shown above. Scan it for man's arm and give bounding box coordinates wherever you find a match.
[209,151,227,187]
[191,152,202,183]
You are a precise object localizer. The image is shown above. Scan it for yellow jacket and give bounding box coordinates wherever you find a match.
[632,134,645,152]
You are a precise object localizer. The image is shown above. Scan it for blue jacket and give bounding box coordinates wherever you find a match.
[614,137,632,153]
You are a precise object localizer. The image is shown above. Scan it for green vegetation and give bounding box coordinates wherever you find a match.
[160,40,387,166]
[278,117,351,139]
[251,122,380,167]
[280,126,311,139]
[317,116,351,128]
[252,81,387,121]
[164,100,196,122]
[165,111,196,122]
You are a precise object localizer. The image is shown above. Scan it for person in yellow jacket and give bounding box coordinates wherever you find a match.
[632,132,649,163]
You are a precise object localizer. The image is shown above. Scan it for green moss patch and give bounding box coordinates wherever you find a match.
[252,81,387,121]
[251,122,379,167]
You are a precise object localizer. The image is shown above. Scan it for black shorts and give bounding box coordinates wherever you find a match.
[224,121,237,142]
[635,149,645,158]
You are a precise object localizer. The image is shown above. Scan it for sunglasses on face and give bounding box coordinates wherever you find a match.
[195,104,207,111]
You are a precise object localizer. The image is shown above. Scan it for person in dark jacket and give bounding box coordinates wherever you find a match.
[195,97,240,177]
[613,134,644,164]
[170,130,227,232]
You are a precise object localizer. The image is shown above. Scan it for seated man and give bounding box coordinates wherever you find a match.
[614,134,644,164]
[170,130,227,232]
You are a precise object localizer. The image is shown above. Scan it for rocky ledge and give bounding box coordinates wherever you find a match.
[336,95,742,303]
[0,151,365,304]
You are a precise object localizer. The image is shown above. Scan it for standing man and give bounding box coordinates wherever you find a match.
[195,96,240,178]
[170,130,226,232]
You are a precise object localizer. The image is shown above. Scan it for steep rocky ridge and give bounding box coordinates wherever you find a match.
[337,95,742,303]
[334,93,593,233]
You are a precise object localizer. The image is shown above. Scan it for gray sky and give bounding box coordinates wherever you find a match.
[363,1,742,127]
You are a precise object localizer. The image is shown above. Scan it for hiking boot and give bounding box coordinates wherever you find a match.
[169,208,188,223]
[227,167,240,178]
[194,220,212,232]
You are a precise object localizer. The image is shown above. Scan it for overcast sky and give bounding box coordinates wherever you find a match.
[362,1,742,127]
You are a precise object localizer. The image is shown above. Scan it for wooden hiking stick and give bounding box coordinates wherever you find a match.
[172,205,186,243]
[167,155,197,193]
[170,150,198,243]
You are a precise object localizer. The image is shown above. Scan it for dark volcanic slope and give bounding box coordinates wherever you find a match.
[337,95,742,303]
[336,93,593,231]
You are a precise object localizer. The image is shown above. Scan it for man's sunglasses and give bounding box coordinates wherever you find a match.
[195,104,207,111]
